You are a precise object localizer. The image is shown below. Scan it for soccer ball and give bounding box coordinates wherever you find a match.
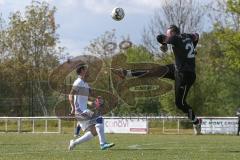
[111,7,125,21]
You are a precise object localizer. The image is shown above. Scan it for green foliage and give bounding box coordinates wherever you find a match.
[125,45,154,63]
[84,29,117,63]
[191,1,240,116]
[135,97,160,115]
[213,27,240,71]
[0,0,239,117]
[227,0,240,14]
[0,1,65,116]
[191,29,240,116]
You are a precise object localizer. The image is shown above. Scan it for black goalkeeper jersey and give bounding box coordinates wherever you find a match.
[166,33,199,72]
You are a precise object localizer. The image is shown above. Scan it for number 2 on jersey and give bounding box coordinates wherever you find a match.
[185,43,195,58]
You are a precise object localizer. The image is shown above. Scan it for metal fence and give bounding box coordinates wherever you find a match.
[0,116,238,135]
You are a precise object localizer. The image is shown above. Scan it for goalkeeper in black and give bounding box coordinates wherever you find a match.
[113,25,202,134]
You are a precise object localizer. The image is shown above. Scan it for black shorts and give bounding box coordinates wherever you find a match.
[163,64,196,85]
[175,71,196,87]
[164,64,196,112]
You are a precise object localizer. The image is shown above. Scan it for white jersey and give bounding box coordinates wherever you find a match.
[72,76,90,113]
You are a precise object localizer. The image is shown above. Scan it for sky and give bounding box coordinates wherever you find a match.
[0,0,166,56]
[0,0,214,57]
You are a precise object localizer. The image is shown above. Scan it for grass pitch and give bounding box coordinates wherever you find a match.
[0,133,240,160]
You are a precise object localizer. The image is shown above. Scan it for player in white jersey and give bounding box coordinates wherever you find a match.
[68,64,115,150]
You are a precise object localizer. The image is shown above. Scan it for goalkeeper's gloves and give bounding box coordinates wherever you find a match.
[156,34,166,44]
[160,44,168,53]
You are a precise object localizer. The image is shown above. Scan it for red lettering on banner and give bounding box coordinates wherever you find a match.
[130,128,147,132]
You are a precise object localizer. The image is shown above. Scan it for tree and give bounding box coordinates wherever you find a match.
[190,31,240,116]
[110,46,172,115]
[0,15,7,61]
[84,29,117,60]
[142,0,205,55]
[208,0,240,31]
[203,0,240,72]
[0,1,65,116]
[186,0,240,115]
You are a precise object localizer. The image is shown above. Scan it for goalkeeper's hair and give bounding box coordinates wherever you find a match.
[168,25,180,35]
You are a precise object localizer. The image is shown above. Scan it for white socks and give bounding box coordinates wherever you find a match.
[74,131,94,145]
[126,70,132,77]
[73,123,106,146]
[95,123,106,145]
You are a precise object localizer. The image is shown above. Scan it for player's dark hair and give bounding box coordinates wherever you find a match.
[76,64,86,75]
[168,25,180,35]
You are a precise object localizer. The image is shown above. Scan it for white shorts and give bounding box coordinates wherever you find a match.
[75,110,99,131]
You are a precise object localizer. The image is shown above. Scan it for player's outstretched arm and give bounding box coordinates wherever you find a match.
[190,33,199,48]
[156,34,168,52]
[189,33,199,55]
[192,33,199,41]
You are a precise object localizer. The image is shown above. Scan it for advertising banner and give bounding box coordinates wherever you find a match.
[104,118,148,134]
[201,118,238,134]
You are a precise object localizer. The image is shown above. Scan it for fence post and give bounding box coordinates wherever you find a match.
[45,119,48,133]
[18,118,21,133]
[177,119,180,134]
[58,119,61,134]
[5,118,8,132]
[162,119,165,134]
[73,120,76,133]
[32,119,35,133]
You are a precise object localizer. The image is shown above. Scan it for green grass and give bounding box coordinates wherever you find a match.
[0,133,240,160]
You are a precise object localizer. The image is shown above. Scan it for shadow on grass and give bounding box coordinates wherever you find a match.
[227,150,240,153]
[73,148,168,151]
